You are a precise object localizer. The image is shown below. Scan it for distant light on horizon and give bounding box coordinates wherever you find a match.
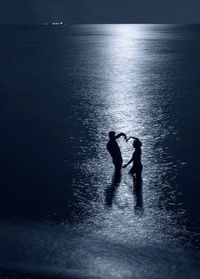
[52,22,63,26]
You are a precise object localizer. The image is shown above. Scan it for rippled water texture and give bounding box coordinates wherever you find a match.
[0,24,200,278]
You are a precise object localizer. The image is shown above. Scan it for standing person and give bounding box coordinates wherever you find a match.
[123,137,142,176]
[107,131,127,171]
[123,137,143,210]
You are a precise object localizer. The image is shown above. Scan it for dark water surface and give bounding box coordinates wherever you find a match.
[0,24,200,278]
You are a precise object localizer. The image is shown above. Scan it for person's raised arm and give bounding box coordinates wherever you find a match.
[126,136,139,142]
[115,133,127,140]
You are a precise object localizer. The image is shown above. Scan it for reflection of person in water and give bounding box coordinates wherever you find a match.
[105,168,121,207]
[123,137,143,211]
[107,131,127,171]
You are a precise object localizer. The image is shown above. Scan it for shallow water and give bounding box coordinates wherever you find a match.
[0,24,200,278]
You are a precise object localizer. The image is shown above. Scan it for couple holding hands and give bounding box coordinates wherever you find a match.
[107,131,143,178]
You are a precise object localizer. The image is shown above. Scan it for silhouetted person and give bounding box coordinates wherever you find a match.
[106,131,126,206]
[123,137,143,212]
[107,131,126,171]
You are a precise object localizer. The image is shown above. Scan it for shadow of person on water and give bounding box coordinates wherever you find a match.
[133,174,143,214]
[105,168,121,207]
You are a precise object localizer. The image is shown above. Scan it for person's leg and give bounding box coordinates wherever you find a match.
[114,159,122,186]
[114,165,121,186]
[134,169,143,210]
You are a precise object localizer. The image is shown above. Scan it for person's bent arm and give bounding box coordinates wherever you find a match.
[126,136,139,142]
[115,133,127,140]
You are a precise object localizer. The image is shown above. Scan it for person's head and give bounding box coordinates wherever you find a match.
[109,131,116,139]
[133,139,142,149]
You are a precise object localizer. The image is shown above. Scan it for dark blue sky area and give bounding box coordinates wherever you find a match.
[0,0,200,23]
